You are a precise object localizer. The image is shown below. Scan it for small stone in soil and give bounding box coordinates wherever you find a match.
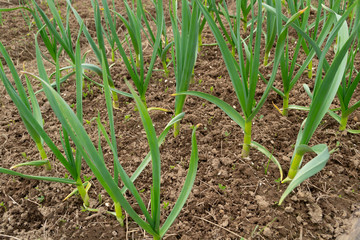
[263,227,272,237]
[255,195,270,210]
[285,206,294,213]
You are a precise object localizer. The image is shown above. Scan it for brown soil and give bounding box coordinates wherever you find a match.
[1,1,360,240]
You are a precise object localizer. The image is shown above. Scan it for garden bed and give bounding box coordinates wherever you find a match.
[0,1,359,239]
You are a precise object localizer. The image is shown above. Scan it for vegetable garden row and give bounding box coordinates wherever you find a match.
[0,0,360,239]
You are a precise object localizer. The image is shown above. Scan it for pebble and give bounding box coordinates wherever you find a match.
[221,218,229,227]
[255,195,269,210]
[282,156,290,162]
[285,206,294,213]
[263,227,272,237]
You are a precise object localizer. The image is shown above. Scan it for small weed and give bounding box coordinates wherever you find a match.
[223,131,231,137]
[88,83,94,95]
[37,195,45,203]
[218,184,226,190]
[83,82,94,98]
[0,202,7,211]
[208,116,214,125]
[163,201,169,209]
[21,152,30,160]
[124,115,131,122]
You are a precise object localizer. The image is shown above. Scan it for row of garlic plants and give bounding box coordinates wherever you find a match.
[0,0,359,238]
